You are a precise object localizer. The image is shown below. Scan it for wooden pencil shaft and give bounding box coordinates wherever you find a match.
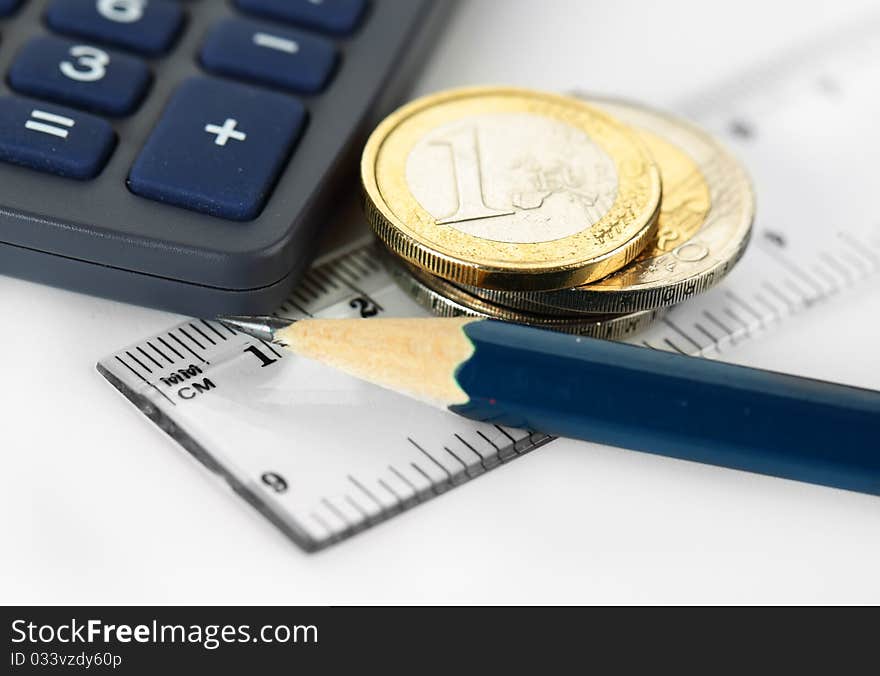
[277,317,477,407]
[274,316,880,496]
[452,320,880,495]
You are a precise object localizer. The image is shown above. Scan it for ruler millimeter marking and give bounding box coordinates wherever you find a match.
[632,228,880,355]
[100,20,880,550]
[99,246,553,551]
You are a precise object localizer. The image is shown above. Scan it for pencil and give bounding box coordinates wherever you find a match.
[219,315,880,496]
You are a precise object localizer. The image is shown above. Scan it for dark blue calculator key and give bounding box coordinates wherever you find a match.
[0,97,116,179]
[0,0,24,16]
[201,18,337,94]
[235,0,367,36]
[45,0,185,56]
[129,77,306,221]
[8,36,151,117]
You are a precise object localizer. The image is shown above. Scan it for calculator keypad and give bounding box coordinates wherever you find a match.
[45,0,186,56]
[201,17,337,94]
[235,0,367,35]
[8,35,152,116]
[0,0,371,219]
[0,97,115,179]
[0,0,441,311]
[129,77,306,221]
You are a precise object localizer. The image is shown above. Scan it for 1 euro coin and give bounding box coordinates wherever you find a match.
[464,97,755,314]
[361,86,662,291]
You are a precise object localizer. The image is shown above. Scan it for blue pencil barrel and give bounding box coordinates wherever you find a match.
[450,319,880,495]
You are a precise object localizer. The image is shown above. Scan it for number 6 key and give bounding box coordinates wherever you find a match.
[46,0,185,56]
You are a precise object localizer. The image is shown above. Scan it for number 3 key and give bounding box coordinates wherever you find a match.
[8,35,152,116]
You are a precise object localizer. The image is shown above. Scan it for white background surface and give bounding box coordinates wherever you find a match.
[4,0,880,604]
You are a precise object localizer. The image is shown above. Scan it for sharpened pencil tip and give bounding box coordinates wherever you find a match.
[215,315,296,343]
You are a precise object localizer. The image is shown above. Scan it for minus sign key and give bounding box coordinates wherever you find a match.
[200,17,338,94]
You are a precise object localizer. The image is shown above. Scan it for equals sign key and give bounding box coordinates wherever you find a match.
[25,109,76,138]
[0,97,117,179]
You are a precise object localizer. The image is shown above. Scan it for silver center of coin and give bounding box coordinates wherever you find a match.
[405,112,618,244]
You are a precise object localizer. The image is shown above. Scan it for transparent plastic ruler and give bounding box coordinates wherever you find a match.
[99,21,880,551]
[98,245,553,551]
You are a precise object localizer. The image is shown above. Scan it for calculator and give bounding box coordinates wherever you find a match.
[0,0,452,315]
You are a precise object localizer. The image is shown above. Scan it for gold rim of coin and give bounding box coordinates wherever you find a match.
[463,96,755,314]
[362,86,662,291]
[377,244,663,339]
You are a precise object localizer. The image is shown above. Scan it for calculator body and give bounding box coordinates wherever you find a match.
[0,0,452,315]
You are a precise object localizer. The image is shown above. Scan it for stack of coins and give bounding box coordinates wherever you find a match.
[361,87,754,338]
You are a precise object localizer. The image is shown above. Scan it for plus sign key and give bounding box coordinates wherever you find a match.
[205,118,247,147]
[129,77,306,220]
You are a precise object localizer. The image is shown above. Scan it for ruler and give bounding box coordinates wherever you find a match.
[99,22,880,551]
[98,245,553,551]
